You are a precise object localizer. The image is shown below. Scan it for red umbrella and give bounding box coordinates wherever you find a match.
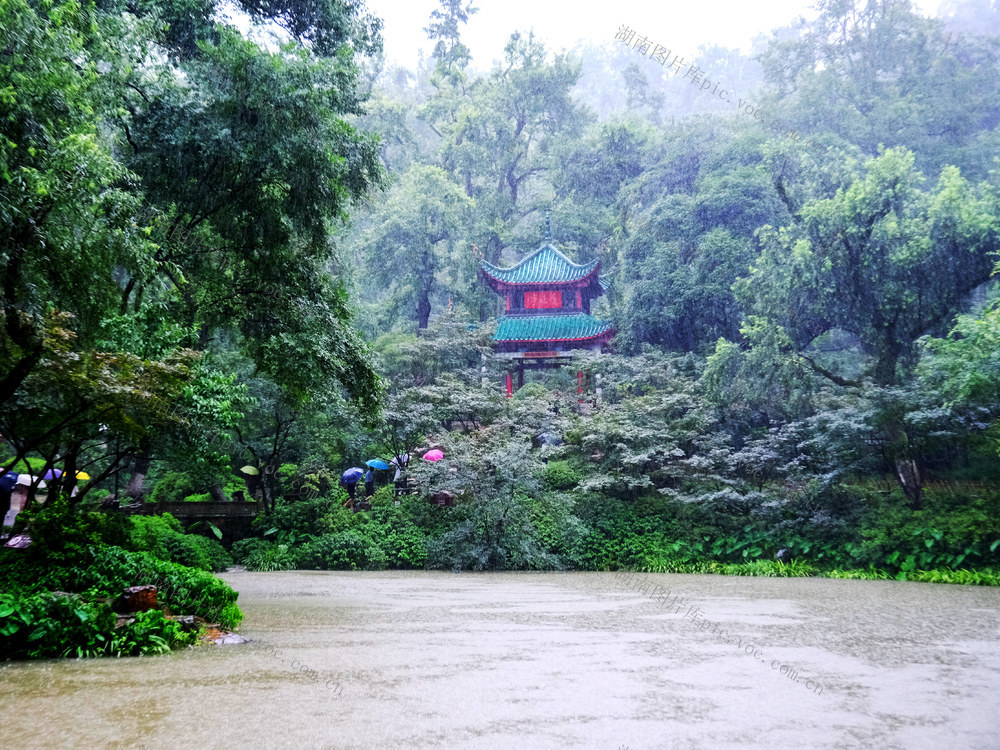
[422,449,444,462]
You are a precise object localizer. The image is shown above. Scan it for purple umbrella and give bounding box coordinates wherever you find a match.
[41,468,62,480]
[340,467,365,484]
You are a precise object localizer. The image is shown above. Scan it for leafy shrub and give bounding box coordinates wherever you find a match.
[111,609,197,656]
[188,535,232,572]
[130,514,185,556]
[823,567,1000,585]
[328,488,429,568]
[149,471,199,504]
[572,518,670,571]
[244,543,298,572]
[216,602,244,628]
[528,492,585,562]
[426,492,561,572]
[852,487,1000,571]
[542,461,582,491]
[230,537,271,565]
[297,532,387,570]
[88,489,112,504]
[128,514,230,571]
[1,546,242,629]
[162,532,212,570]
[254,497,335,537]
[223,479,248,500]
[905,568,1000,585]
[94,547,242,628]
[277,463,338,501]
[131,512,184,539]
[182,492,212,503]
[634,558,819,577]
[513,382,550,400]
[380,527,427,568]
[363,545,388,569]
[13,498,130,566]
[0,591,116,659]
[0,591,199,660]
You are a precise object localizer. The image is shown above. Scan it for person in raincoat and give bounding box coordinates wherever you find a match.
[364,468,375,498]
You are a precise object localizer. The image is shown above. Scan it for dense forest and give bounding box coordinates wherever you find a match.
[2,0,1000,658]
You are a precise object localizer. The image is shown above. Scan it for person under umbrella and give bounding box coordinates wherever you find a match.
[390,453,410,494]
[339,467,364,509]
[364,459,388,499]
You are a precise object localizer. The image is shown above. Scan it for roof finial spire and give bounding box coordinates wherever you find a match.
[545,209,552,243]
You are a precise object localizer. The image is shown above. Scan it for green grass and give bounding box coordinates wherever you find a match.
[628,559,1000,585]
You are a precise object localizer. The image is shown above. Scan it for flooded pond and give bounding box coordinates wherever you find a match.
[2,571,999,749]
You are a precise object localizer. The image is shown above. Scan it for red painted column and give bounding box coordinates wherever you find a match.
[505,372,513,398]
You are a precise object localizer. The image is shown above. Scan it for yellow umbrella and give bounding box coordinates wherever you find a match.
[76,471,90,480]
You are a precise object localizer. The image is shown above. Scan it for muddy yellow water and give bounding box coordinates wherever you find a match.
[2,571,999,749]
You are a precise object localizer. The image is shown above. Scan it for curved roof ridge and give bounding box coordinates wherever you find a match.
[493,312,613,343]
[481,243,599,285]
[531,243,598,270]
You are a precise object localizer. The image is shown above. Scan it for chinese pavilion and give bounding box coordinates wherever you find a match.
[480,242,613,395]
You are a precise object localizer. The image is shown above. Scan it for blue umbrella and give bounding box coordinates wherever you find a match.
[0,472,18,493]
[41,468,62,480]
[340,467,365,484]
[365,459,390,470]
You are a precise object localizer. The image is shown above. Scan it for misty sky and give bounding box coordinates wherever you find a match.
[365,0,945,71]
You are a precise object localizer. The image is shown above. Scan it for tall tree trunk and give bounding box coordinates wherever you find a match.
[417,291,431,329]
[0,235,42,408]
[895,455,922,510]
[875,348,922,509]
[209,484,227,503]
[885,421,922,509]
[262,478,274,514]
[874,348,898,388]
[417,248,433,329]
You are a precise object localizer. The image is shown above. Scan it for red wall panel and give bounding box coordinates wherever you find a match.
[524,290,562,309]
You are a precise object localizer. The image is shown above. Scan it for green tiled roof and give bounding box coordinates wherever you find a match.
[494,313,613,343]
[481,244,599,285]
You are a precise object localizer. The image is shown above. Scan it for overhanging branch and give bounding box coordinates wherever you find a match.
[796,352,863,388]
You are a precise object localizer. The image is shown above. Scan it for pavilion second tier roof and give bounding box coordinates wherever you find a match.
[480,243,600,290]
[494,313,613,344]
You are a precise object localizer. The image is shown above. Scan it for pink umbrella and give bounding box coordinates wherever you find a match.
[422,449,444,462]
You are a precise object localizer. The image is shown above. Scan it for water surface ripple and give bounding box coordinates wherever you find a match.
[2,571,998,749]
